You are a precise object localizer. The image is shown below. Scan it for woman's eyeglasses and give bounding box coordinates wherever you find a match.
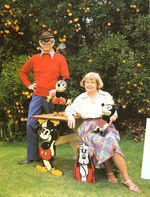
[85,81,96,85]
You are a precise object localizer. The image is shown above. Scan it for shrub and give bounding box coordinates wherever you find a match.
[0,41,149,142]
[68,34,150,120]
[121,118,146,142]
[0,55,33,141]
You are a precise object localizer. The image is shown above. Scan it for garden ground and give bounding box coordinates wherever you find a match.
[0,135,150,197]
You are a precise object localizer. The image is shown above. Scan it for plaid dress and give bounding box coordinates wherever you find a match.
[77,118,123,169]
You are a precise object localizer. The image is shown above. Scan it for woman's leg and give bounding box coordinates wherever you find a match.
[112,152,129,181]
[112,151,139,192]
[103,159,118,184]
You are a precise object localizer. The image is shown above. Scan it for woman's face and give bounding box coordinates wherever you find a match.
[84,79,98,93]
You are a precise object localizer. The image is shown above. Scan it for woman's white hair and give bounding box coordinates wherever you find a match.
[80,72,104,89]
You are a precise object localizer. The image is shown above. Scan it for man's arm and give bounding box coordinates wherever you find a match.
[59,55,70,85]
[19,57,33,88]
[49,55,70,97]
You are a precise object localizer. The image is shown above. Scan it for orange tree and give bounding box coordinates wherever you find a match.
[0,0,149,141]
[0,55,34,141]
[0,0,148,58]
[1,0,148,55]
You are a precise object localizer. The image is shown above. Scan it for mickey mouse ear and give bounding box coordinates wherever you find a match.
[46,120,60,127]
[114,103,120,110]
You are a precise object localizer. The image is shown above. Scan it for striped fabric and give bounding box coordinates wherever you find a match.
[77,118,123,169]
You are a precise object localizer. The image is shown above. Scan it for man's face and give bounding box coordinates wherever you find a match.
[39,38,55,52]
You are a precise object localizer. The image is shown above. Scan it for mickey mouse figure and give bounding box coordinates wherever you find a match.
[52,80,67,115]
[93,102,119,137]
[36,120,63,176]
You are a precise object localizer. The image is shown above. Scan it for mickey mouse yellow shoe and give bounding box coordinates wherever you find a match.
[36,165,48,172]
[50,168,63,176]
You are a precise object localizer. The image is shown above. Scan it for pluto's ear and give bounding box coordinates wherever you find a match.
[88,155,92,169]
[76,148,80,167]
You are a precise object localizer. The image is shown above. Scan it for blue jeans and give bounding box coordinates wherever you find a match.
[26,94,54,161]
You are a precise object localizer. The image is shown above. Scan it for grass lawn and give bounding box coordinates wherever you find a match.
[0,135,150,197]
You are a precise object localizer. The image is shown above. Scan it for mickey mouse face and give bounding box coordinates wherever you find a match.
[56,80,67,92]
[38,127,52,142]
[101,103,113,116]
[38,120,59,142]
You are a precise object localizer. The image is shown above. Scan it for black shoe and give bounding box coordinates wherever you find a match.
[18,159,33,165]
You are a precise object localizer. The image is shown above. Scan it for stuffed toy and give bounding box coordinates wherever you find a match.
[93,102,119,137]
[36,120,63,176]
[73,143,95,184]
[52,80,67,115]
[102,102,119,122]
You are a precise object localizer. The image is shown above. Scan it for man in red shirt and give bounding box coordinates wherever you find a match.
[18,31,70,164]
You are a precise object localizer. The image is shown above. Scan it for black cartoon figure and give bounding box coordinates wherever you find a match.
[52,80,67,115]
[36,120,63,176]
[93,102,119,137]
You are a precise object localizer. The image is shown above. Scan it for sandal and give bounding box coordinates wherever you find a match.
[122,180,140,192]
[107,172,118,184]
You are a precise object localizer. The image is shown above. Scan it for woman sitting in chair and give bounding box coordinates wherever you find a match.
[65,72,139,192]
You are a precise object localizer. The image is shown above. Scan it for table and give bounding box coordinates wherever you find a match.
[31,113,83,157]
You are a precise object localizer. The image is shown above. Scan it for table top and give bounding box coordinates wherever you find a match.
[31,113,80,121]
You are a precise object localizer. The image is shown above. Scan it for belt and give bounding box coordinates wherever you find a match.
[83,117,102,121]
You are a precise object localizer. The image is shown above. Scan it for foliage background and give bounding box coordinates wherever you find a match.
[0,0,149,141]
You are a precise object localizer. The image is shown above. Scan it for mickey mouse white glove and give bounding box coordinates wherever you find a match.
[49,89,56,98]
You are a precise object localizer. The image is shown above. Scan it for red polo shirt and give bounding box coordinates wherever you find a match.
[19,53,70,97]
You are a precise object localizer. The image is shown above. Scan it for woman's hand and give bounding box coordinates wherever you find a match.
[28,83,37,91]
[68,114,75,129]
